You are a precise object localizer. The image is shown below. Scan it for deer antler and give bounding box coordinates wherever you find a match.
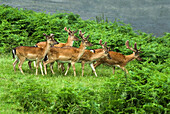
[73,29,78,34]
[85,35,90,39]
[99,40,105,48]
[64,27,70,33]
[125,40,143,53]
[99,40,102,45]
[104,42,107,47]
[79,30,86,38]
[125,40,136,52]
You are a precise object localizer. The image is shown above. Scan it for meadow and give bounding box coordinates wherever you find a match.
[0,5,169,113]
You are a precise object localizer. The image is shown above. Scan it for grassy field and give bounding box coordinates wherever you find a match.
[0,54,169,113]
[0,53,129,113]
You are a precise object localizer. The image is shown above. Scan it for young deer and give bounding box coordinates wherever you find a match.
[94,40,142,78]
[43,30,93,76]
[66,31,111,77]
[28,27,79,70]
[12,33,58,75]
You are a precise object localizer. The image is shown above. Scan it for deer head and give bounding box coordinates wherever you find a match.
[125,40,142,61]
[64,27,79,41]
[79,30,93,47]
[43,33,59,46]
[99,40,111,59]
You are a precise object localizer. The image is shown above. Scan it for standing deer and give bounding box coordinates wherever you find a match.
[93,40,142,79]
[43,30,93,76]
[28,27,79,70]
[65,31,111,77]
[12,33,58,75]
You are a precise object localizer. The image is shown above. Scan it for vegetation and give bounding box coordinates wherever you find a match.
[0,5,169,113]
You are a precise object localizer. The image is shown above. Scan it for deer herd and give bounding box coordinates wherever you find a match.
[12,27,142,78]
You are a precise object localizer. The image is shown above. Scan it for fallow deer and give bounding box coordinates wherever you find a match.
[65,31,111,77]
[93,40,142,79]
[12,33,58,75]
[28,27,79,70]
[43,30,93,76]
[35,27,79,48]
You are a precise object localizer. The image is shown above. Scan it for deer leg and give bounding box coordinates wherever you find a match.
[13,58,19,72]
[93,61,102,69]
[71,62,76,76]
[90,63,97,77]
[39,62,44,75]
[33,61,36,68]
[43,60,55,75]
[64,63,71,76]
[36,61,40,75]
[57,62,60,70]
[28,61,32,70]
[81,61,85,76]
[50,62,55,74]
[43,61,48,75]
[18,59,25,74]
[61,63,65,72]
[121,67,129,81]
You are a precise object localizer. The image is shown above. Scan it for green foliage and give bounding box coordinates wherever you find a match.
[99,67,169,113]
[2,77,56,112]
[2,76,99,113]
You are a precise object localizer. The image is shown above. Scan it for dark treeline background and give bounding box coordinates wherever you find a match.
[1,0,170,37]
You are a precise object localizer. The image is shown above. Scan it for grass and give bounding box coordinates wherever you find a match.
[0,53,120,113]
[0,53,169,113]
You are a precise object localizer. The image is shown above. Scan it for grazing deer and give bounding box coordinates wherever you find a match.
[93,40,142,79]
[66,31,111,77]
[12,33,58,75]
[43,30,93,76]
[28,27,79,70]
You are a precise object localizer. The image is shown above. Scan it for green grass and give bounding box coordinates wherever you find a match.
[0,54,169,113]
[0,54,113,113]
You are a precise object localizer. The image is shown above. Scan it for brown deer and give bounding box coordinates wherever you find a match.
[35,27,79,48]
[43,30,93,76]
[28,27,79,70]
[93,40,142,79]
[65,31,111,77]
[12,33,58,75]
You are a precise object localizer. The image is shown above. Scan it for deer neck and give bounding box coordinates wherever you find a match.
[66,35,74,46]
[77,42,86,60]
[125,52,135,63]
[42,41,51,57]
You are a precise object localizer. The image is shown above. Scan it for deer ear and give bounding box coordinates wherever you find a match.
[50,34,54,36]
